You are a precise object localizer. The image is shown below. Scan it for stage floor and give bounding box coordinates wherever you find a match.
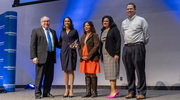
[0,88,180,100]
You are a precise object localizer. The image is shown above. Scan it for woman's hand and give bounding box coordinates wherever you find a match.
[82,56,88,60]
[114,55,119,61]
[69,44,78,49]
[101,60,104,63]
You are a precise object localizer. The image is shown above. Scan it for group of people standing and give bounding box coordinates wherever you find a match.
[30,3,149,99]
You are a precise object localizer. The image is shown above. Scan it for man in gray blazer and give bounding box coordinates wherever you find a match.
[30,16,60,99]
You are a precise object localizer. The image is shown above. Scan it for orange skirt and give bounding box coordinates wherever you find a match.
[79,45,100,74]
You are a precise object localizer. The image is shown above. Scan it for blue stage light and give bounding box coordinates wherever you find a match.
[29,84,35,88]
[163,0,180,23]
[25,83,35,89]
[58,0,98,33]
[0,86,7,93]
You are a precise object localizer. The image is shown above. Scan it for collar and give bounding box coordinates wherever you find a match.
[128,14,137,21]
[42,27,49,31]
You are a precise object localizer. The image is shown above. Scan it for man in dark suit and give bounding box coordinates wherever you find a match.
[30,16,60,99]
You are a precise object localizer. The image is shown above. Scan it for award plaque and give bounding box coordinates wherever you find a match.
[70,39,78,48]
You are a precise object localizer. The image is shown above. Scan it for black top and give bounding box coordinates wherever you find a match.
[100,26,121,61]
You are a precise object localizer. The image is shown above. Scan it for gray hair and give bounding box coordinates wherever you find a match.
[40,16,50,22]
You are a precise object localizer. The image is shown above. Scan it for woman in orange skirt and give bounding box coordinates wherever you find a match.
[78,21,100,98]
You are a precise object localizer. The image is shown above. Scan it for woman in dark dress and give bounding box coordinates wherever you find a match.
[59,17,79,97]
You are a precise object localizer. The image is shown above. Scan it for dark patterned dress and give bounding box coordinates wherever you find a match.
[101,30,119,80]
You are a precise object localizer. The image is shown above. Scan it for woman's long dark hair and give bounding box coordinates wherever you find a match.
[101,15,117,31]
[83,21,96,34]
[62,17,74,31]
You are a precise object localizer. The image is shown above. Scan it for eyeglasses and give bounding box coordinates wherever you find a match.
[42,21,50,23]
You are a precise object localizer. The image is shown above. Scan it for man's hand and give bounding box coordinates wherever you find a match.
[33,57,38,64]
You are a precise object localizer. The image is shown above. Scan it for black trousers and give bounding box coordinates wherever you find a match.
[122,43,146,95]
[35,52,54,96]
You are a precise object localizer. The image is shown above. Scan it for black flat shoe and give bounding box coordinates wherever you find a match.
[43,93,54,98]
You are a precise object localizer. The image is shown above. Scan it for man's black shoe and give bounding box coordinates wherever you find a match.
[35,96,41,99]
[43,94,54,98]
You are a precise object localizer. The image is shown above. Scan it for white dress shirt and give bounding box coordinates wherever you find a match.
[121,15,149,45]
[42,27,55,51]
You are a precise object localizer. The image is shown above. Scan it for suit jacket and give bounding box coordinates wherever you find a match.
[78,33,100,62]
[30,27,60,64]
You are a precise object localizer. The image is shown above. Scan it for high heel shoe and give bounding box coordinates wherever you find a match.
[63,91,69,98]
[107,90,119,98]
[69,94,74,98]
[69,91,74,98]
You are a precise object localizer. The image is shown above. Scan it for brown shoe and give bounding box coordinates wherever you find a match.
[125,93,135,99]
[136,95,146,99]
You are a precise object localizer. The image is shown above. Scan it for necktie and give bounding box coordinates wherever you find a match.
[46,29,52,52]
